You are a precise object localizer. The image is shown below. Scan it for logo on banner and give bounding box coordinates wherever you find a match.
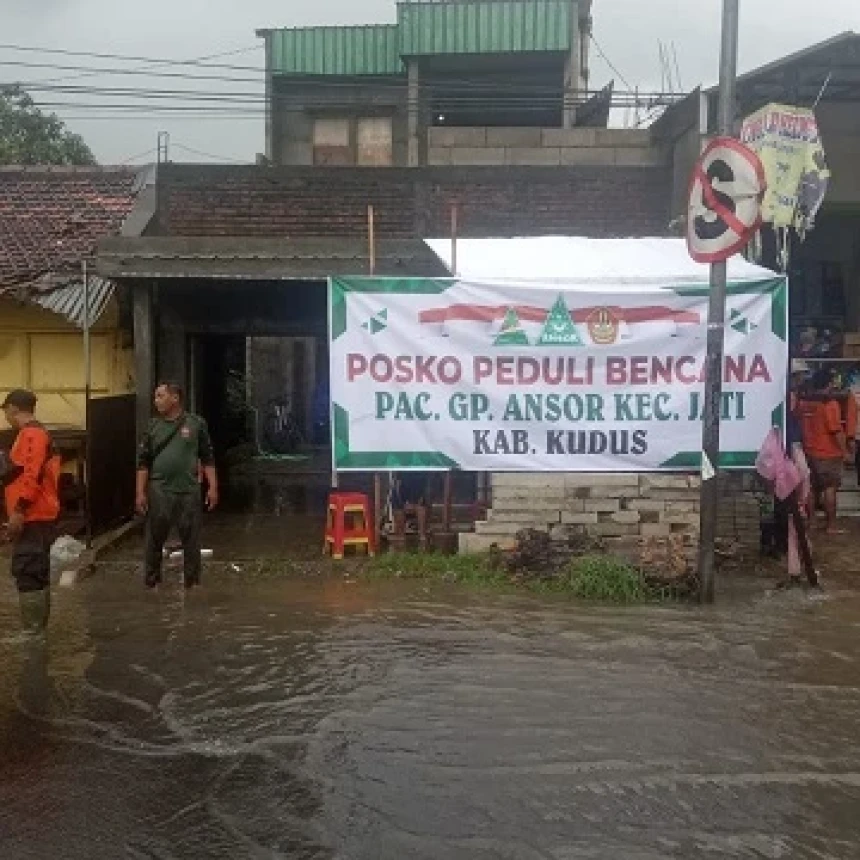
[493,307,530,346]
[729,309,757,336]
[362,308,388,334]
[586,307,620,345]
[538,296,583,346]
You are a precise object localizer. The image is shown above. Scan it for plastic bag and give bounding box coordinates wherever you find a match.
[50,535,86,573]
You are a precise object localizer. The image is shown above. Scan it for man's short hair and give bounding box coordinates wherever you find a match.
[157,381,184,401]
[1,389,37,412]
[811,368,834,392]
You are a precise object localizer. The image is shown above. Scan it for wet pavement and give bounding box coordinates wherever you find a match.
[2,528,860,858]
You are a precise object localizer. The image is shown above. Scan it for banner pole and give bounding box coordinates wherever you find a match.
[443,202,458,536]
[698,0,739,604]
[82,259,93,549]
[368,205,382,536]
[328,276,338,491]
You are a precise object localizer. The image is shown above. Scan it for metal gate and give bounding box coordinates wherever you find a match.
[88,394,136,533]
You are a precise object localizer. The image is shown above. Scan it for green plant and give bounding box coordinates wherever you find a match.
[557,554,652,603]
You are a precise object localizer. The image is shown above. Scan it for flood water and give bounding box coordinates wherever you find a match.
[1,563,860,859]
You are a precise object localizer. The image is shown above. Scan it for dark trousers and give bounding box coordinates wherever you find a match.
[855,443,860,487]
[145,486,202,588]
[11,521,55,594]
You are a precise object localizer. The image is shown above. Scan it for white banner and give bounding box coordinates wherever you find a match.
[329,276,788,472]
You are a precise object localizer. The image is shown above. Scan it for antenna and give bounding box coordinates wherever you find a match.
[157,131,170,164]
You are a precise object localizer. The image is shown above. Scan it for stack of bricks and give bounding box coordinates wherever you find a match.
[459,473,702,564]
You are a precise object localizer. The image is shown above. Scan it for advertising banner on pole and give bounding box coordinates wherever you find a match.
[740,103,830,233]
[329,276,787,473]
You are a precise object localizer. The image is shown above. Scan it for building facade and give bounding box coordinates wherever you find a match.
[0,167,149,427]
[257,0,619,168]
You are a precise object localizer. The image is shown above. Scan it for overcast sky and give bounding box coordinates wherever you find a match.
[1,0,855,164]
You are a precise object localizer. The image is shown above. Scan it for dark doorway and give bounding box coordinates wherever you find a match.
[190,334,249,457]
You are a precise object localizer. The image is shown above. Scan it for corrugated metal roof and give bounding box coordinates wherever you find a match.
[270,25,402,76]
[32,277,114,328]
[398,0,572,56]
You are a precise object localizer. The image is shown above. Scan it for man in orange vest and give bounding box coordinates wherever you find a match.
[1,389,61,632]
[798,370,850,534]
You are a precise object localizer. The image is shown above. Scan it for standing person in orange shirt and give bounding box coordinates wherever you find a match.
[798,370,850,535]
[1,390,61,632]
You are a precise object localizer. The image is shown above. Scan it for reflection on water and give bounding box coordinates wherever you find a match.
[1,569,860,859]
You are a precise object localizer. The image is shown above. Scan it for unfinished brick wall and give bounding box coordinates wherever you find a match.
[428,127,664,168]
[460,473,701,559]
[460,472,762,565]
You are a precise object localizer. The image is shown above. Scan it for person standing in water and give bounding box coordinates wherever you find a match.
[1,389,60,632]
[136,382,218,590]
[798,369,850,535]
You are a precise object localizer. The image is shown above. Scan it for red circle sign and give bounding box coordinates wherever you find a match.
[686,137,766,264]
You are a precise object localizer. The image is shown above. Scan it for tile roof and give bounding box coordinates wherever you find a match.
[0,166,145,291]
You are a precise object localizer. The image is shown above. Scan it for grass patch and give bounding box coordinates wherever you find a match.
[547,554,653,603]
[363,551,659,603]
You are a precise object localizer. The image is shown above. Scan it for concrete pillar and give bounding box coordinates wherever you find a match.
[132,281,154,443]
[563,0,592,128]
[157,302,186,394]
[260,31,274,163]
[408,60,422,167]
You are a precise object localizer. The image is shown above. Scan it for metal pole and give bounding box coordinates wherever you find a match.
[698,0,739,604]
[450,201,458,276]
[82,260,93,549]
[445,202,458,534]
[368,205,382,535]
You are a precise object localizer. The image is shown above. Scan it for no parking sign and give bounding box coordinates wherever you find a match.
[687,137,766,264]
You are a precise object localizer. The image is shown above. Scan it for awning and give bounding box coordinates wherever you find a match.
[1,275,114,328]
[424,236,777,287]
[96,236,449,280]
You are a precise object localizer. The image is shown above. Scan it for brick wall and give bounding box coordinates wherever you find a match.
[461,472,762,568]
[155,164,672,239]
[461,473,702,564]
[428,127,665,168]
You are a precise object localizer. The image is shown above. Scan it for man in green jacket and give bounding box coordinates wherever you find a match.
[136,382,218,589]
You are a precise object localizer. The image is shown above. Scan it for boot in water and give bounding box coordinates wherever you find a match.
[19,589,51,634]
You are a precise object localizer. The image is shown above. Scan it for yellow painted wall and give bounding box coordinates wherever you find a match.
[0,296,134,427]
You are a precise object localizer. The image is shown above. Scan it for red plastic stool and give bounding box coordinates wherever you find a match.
[323,492,376,559]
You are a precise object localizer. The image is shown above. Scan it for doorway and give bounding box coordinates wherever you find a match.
[189,334,249,457]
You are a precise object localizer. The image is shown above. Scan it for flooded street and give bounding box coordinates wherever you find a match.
[1,563,860,859]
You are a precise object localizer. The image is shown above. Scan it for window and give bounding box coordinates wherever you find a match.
[357,117,393,166]
[313,118,351,166]
[312,116,393,166]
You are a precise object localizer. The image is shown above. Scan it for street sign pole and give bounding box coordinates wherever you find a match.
[698,0,739,604]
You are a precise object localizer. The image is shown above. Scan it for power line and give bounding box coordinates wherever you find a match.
[172,142,249,163]
[589,34,634,93]
[0,42,664,98]
[0,42,267,74]
[11,81,677,111]
[32,45,260,86]
[119,146,158,164]
[1,59,265,86]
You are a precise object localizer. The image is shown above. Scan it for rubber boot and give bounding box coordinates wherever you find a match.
[19,589,51,635]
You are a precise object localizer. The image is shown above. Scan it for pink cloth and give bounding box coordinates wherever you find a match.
[755,428,802,501]
[787,444,812,578]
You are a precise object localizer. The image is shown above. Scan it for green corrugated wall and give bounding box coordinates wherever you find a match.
[268,1,574,77]
[270,25,402,76]
[398,1,572,56]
